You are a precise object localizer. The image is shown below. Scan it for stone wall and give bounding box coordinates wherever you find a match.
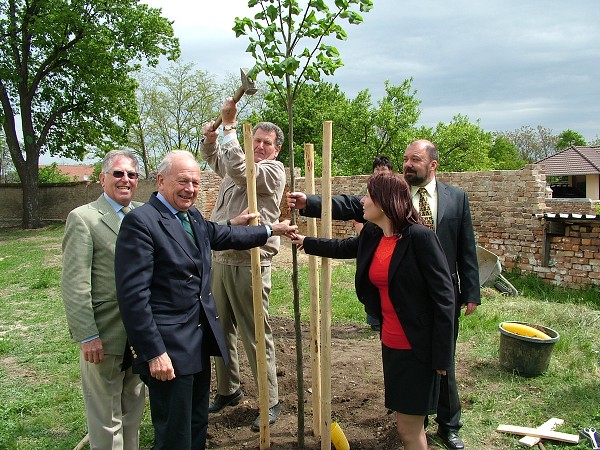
[1,166,598,290]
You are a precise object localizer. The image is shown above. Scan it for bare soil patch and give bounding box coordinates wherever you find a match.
[206,243,466,449]
[207,316,402,449]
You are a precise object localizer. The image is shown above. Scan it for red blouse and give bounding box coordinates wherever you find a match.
[368,235,412,349]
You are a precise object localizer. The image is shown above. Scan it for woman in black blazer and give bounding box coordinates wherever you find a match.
[291,172,455,450]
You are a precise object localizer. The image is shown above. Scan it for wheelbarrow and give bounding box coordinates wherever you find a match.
[476,246,519,296]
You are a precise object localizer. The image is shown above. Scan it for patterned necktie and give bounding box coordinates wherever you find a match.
[121,206,131,215]
[176,211,195,242]
[417,187,434,229]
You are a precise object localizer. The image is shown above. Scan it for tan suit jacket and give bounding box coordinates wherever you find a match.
[62,194,142,355]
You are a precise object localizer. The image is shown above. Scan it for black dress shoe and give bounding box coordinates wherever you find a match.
[208,388,244,413]
[437,430,465,449]
[251,402,281,432]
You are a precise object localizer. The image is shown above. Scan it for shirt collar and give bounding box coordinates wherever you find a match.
[103,192,132,213]
[156,192,180,215]
[410,178,437,197]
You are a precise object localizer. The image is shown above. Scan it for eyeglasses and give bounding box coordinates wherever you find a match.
[109,170,139,180]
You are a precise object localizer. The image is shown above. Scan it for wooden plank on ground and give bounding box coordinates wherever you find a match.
[496,425,579,444]
[519,418,564,447]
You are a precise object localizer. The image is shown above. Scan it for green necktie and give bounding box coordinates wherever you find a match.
[417,187,434,230]
[176,211,195,242]
[121,206,131,215]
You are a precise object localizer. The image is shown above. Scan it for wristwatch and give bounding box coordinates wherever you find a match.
[223,124,237,131]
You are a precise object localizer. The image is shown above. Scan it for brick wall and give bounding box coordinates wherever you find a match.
[1,166,598,289]
[284,165,600,290]
[0,181,157,227]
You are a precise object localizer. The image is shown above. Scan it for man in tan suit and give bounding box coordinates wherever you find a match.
[62,150,146,449]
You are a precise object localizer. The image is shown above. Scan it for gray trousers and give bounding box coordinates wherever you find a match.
[211,261,279,407]
[79,353,145,449]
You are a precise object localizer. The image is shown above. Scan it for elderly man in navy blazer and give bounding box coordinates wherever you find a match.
[286,139,480,449]
[115,150,296,450]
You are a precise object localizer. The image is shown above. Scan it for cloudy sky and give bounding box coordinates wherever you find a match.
[44,0,599,164]
[143,0,599,141]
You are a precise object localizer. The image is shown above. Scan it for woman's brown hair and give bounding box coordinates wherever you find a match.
[367,172,423,235]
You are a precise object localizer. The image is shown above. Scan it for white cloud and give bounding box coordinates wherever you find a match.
[41,0,600,164]
[167,0,596,139]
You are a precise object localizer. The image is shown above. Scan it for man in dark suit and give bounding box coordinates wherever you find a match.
[115,150,295,450]
[286,139,480,449]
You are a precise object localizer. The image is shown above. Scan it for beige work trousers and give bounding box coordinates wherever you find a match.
[79,352,146,449]
[211,262,279,407]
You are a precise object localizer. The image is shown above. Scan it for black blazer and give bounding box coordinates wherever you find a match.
[115,193,269,376]
[303,180,481,308]
[302,222,455,371]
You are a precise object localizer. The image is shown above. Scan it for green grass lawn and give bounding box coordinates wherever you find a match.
[0,224,598,449]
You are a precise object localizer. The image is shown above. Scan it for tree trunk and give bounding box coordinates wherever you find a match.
[2,107,43,229]
[287,97,305,448]
[21,159,42,229]
[138,127,151,177]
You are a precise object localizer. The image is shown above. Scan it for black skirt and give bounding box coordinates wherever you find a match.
[382,344,440,415]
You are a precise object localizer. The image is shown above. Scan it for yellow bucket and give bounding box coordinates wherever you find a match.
[331,421,350,450]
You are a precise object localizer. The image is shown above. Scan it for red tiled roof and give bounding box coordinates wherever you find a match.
[40,164,95,180]
[534,146,600,175]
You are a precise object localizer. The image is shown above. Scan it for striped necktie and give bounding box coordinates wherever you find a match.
[176,211,195,242]
[417,187,434,229]
[121,206,131,215]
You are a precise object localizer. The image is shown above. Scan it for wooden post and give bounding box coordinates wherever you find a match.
[304,143,321,437]
[320,121,333,450]
[243,123,270,449]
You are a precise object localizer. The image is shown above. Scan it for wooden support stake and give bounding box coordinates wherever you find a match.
[243,123,270,449]
[496,424,579,444]
[519,417,564,447]
[73,433,89,450]
[320,121,333,450]
[305,143,321,437]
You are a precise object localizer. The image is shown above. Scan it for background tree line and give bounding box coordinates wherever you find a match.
[122,60,596,178]
[2,0,597,228]
[3,57,597,183]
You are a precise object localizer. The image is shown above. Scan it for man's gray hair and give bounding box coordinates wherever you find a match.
[102,149,140,173]
[157,150,200,176]
[253,122,284,148]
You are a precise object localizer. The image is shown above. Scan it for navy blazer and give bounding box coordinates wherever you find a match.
[115,193,269,377]
[302,222,455,371]
[303,180,481,308]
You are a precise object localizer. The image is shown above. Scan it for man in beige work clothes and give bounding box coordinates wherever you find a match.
[201,98,285,431]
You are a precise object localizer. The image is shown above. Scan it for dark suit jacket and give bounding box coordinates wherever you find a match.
[115,193,270,377]
[302,222,455,370]
[303,180,481,308]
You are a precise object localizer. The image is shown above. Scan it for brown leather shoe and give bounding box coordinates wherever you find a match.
[437,430,465,449]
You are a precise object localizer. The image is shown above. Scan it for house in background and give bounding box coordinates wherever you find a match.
[534,146,600,200]
[40,164,95,181]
